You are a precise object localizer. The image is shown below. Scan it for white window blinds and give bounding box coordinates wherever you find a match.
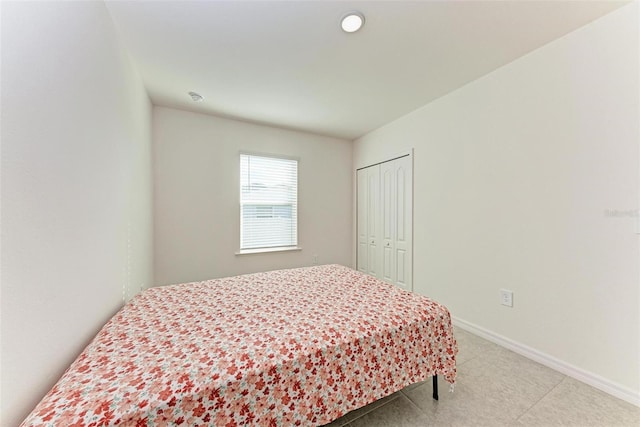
[240,154,298,250]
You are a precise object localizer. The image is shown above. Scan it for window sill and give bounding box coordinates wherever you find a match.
[235,246,302,256]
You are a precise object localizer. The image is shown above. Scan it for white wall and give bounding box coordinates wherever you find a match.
[153,107,352,285]
[354,3,639,403]
[0,2,153,426]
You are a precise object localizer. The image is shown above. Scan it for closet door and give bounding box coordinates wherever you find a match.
[380,156,412,291]
[356,168,369,273]
[357,154,412,291]
[380,161,395,283]
[356,165,380,277]
[392,155,412,291]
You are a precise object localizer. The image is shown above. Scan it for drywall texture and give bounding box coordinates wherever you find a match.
[153,107,353,285]
[354,3,639,401]
[1,2,153,425]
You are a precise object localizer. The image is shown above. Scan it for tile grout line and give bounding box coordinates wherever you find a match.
[401,386,433,418]
[514,375,568,423]
[456,350,480,367]
[345,392,401,424]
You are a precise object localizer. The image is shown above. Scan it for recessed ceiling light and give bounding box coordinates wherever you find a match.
[188,91,204,102]
[341,12,364,33]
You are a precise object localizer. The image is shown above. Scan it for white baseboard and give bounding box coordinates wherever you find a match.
[452,316,640,407]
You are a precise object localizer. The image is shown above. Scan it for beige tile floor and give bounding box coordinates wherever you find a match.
[324,327,640,426]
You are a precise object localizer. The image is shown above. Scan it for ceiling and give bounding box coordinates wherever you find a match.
[105,0,627,140]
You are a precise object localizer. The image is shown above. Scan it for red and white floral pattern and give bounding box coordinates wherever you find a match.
[21,264,457,426]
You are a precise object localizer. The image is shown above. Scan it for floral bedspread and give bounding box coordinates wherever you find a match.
[21,264,457,426]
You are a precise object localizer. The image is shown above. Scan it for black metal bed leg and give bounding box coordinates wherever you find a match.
[432,375,439,400]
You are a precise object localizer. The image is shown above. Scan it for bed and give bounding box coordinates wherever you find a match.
[21,264,457,426]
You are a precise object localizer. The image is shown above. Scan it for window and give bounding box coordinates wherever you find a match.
[240,153,298,251]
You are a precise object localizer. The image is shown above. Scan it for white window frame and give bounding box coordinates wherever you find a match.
[236,152,301,255]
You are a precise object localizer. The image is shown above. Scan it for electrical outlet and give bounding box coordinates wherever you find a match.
[500,289,513,307]
[313,254,319,265]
